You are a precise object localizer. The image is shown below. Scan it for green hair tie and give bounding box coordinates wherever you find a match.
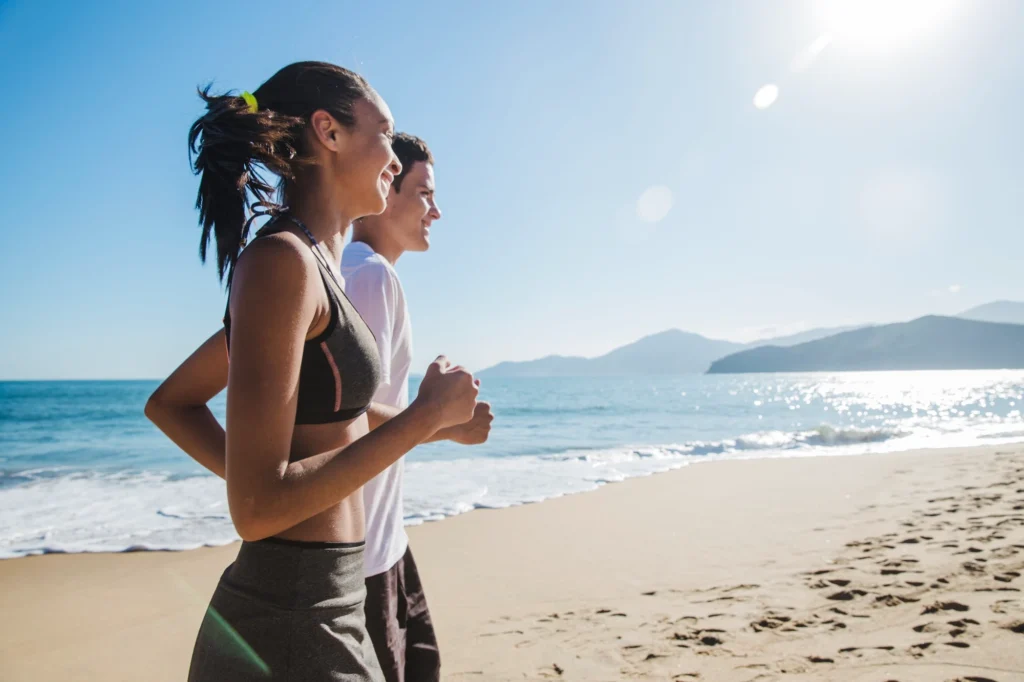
[241,91,258,114]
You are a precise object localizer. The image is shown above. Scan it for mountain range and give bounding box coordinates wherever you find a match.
[707,316,1024,374]
[477,301,1024,376]
[958,301,1024,325]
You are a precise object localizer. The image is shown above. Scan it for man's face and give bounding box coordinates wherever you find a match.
[383,161,441,253]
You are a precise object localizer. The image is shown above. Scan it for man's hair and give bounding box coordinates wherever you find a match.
[392,133,434,192]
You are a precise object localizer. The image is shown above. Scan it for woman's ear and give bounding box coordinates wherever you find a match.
[308,110,346,153]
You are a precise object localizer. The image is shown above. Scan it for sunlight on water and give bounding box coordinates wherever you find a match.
[2,372,1023,557]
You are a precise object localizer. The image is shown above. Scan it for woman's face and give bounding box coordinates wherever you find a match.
[331,92,402,219]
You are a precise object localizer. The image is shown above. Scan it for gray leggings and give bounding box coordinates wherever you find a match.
[188,539,384,681]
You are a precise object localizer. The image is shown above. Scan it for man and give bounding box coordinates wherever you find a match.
[342,133,491,682]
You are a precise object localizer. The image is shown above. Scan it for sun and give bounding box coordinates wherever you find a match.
[812,0,960,51]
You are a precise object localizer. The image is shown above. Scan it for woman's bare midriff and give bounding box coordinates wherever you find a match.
[273,415,372,544]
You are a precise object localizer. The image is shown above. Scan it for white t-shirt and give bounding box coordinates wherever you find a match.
[340,240,413,578]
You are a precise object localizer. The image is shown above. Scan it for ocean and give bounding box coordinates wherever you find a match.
[2,371,1023,558]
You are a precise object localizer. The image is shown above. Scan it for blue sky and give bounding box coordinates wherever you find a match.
[1,0,1022,379]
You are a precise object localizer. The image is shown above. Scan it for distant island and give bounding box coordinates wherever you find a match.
[708,316,1024,374]
[475,300,1024,377]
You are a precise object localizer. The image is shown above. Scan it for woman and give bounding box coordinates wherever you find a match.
[165,61,478,681]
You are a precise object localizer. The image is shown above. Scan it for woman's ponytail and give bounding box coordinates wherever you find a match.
[187,86,300,283]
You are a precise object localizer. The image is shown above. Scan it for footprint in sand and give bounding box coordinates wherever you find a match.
[750,614,794,632]
[922,601,970,614]
[949,617,980,628]
[838,645,896,655]
[479,628,525,638]
[990,599,1023,614]
[990,546,1022,559]
[828,589,869,601]
[875,594,920,607]
[804,568,843,576]
[672,629,725,647]
[831,606,869,619]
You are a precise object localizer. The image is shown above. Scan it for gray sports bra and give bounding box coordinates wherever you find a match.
[224,214,381,424]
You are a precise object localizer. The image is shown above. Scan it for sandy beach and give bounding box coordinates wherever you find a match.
[2,444,1022,681]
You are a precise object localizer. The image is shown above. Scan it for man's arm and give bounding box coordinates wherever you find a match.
[350,262,492,445]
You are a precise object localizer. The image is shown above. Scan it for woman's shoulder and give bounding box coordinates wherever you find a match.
[231,230,320,310]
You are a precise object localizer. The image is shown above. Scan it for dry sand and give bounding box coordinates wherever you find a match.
[1,444,1022,681]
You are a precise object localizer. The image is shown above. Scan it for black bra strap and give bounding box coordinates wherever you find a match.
[242,201,288,247]
[283,213,319,245]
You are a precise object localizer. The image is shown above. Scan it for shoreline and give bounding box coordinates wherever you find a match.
[2,443,1023,680]
[7,428,1022,560]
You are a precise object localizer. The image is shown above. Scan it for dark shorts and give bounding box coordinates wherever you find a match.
[189,539,383,682]
[363,546,440,682]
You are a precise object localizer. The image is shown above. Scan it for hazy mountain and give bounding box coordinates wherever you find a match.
[750,325,863,348]
[478,325,868,377]
[478,330,744,377]
[707,316,1024,374]
[476,354,592,378]
[958,301,1024,325]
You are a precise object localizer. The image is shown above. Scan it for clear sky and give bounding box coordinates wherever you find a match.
[1,0,1022,379]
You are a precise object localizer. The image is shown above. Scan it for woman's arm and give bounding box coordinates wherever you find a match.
[144,329,229,477]
[223,238,477,541]
[146,331,489,482]
[366,400,493,444]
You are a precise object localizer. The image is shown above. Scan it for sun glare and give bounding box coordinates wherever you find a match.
[753,84,779,110]
[813,0,960,51]
[636,185,673,224]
